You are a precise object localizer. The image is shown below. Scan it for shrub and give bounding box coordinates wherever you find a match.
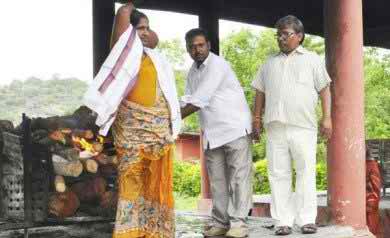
[253,159,328,194]
[173,160,201,197]
[173,157,328,197]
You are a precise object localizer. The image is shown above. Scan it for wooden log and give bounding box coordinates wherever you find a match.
[49,130,66,143]
[72,129,95,140]
[79,150,98,159]
[93,153,117,166]
[71,176,107,202]
[31,129,49,141]
[107,155,119,166]
[53,147,80,161]
[77,190,117,217]
[48,190,80,218]
[93,153,108,165]
[0,120,14,132]
[81,159,99,174]
[54,175,66,193]
[52,154,83,177]
[92,142,104,153]
[99,164,117,177]
[100,190,118,210]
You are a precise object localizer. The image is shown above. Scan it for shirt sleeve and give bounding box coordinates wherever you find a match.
[251,65,266,92]
[314,57,332,92]
[180,80,192,107]
[180,60,227,109]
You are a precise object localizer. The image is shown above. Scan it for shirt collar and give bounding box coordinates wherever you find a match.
[279,45,307,57]
[202,52,212,66]
[192,52,213,70]
[295,46,307,54]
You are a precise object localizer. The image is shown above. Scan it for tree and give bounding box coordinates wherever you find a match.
[157,38,186,69]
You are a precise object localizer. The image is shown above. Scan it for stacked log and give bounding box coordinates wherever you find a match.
[19,107,119,218]
[48,190,80,218]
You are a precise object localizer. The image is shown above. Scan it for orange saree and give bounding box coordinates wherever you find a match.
[112,55,175,238]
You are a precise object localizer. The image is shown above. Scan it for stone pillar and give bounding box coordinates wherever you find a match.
[324,0,368,231]
[198,2,219,55]
[197,3,219,214]
[92,0,115,77]
[198,133,212,214]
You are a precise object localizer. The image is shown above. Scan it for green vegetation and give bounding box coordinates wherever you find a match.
[1,29,389,211]
[173,158,327,199]
[0,75,87,125]
[173,159,201,197]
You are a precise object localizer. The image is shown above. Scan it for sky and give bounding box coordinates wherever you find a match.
[0,0,264,86]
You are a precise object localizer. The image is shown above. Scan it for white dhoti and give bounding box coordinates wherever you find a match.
[266,121,318,227]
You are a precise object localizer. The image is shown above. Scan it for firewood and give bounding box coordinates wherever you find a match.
[78,203,114,217]
[71,176,107,202]
[48,130,75,146]
[49,130,66,144]
[72,129,94,140]
[36,136,56,147]
[79,150,98,159]
[93,153,117,165]
[99,164,117,177]
[31,129,49,141]
[103,147,117,156]
[92,142,104,153]
[53,147,80,161]
[48,190,80,218]
[60,128,72,134]
[81,159,99,174]
[54,175,66,193]
[52,154,83,177]
[100,191,118,209]
[93,153,108,165]
[0,120,14,132]
[108,155,119,166]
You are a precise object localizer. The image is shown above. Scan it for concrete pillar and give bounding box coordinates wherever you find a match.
[198,2,219,55]
[197,3,219,214]
[92,0,115,77]
[324,0,367,230]
[198,133,212,214]
[199,135,211,199]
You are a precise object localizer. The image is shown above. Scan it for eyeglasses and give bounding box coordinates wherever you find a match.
[275,31,296,39]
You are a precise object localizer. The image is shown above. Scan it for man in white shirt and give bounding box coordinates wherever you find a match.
[181,28,253,238]
[251,15,332,236]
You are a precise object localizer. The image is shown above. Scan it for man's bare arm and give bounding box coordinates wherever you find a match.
[252,90,265,141]
[181,104,200,119]
[319,85,332,139]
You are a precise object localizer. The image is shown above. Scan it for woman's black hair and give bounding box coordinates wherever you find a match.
[130,9,148,26]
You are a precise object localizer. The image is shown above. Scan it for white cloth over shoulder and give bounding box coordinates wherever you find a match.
[83,25,181,138]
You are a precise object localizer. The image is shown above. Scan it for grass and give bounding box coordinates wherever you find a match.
[174,192,198,211]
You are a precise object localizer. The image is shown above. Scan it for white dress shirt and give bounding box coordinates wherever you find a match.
[181,52,252,149]
[251,46,331,130]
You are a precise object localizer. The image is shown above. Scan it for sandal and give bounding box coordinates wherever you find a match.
[301,224,317,234]
[275,226,292,236]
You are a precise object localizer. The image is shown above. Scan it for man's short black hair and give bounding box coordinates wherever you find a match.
[130,9,148,27]
[185,28,210,45]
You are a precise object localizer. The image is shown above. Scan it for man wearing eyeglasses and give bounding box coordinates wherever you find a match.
[251,15,332,236]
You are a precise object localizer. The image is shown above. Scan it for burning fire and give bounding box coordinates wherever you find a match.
[72,136,93,151]
[72,135,104,153]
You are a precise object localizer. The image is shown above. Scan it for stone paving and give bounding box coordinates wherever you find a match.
[0,212,360,238]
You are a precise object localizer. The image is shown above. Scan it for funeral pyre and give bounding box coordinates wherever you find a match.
[0,106,119,219]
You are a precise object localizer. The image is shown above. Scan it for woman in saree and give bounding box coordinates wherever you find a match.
[108,2,181,238]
